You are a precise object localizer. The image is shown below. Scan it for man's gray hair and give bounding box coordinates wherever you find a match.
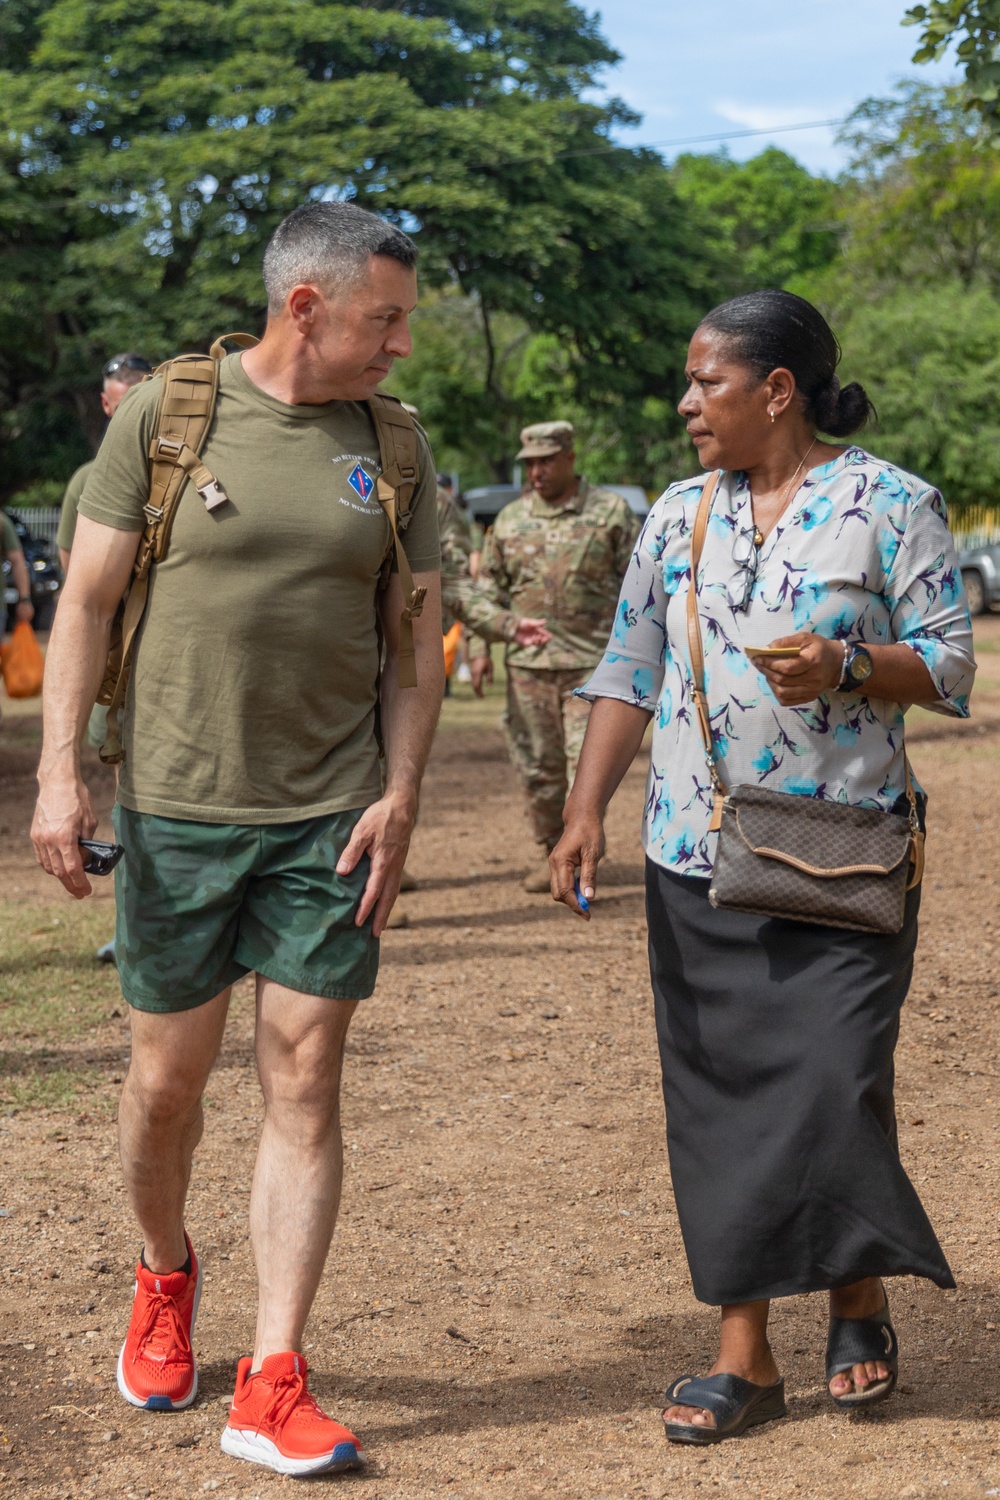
[262,202,417,314]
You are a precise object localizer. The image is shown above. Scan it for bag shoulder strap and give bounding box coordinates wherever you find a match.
[99,332,258,761]
[686,472,727,831]
[367,392,426,689]
[685,469,923,883]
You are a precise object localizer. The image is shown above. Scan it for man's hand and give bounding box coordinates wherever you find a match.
[470,655,493,698]
[512,617,550,648]
[752,633,844,707]
[15,599,34,624]
[548,812,606,922]
[336,790,416,938]
[31,775,98,898]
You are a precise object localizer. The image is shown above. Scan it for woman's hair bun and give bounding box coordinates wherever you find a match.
[813,378,876,439]
[698,290,877,439]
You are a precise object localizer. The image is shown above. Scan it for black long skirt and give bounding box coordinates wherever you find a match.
[646,859,954,1306]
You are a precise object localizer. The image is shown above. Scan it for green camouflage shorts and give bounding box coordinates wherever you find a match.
[112,806,379,1013]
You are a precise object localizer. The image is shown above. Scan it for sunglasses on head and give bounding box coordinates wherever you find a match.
[102,354,153,379]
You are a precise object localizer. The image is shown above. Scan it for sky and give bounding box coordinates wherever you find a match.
[590,0,959,175]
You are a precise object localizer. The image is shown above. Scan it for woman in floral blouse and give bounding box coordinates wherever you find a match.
[551,290,976,1446]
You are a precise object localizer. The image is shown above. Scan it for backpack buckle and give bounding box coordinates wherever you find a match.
[142,502,164,525]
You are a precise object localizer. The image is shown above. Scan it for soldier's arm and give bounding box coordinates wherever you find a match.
[440,505,517,644]
[466,525,510,659]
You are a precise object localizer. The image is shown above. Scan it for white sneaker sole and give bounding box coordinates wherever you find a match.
[220,1426,366,1476]
[116,1261,202,1412]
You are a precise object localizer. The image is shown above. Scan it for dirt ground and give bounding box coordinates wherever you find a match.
[3,622,1000,1500]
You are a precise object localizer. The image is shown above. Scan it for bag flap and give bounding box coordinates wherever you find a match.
[727,784,911,878]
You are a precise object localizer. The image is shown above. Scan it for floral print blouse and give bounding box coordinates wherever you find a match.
[581,446,977,878]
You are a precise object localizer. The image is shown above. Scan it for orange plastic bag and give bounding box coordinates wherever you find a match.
[442,622,462,678]
[1,620,44,698]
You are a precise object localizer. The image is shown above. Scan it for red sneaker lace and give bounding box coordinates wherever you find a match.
[262,1369,324,1433]
[132,1289,192,1365]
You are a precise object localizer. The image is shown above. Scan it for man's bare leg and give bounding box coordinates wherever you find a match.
[250,977,358,1366]
[118,988,232,1272]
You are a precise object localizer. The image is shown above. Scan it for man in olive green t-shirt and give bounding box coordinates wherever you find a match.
[31,203,444,1476]
[57,353,153,572]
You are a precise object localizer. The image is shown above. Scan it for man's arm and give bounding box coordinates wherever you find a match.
[336,569,445,936]
[31,514,141,897]
[8,547,34,623]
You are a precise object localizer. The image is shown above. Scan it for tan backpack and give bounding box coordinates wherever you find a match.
[97,333,426,763]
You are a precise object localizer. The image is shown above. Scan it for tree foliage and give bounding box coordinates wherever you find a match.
[0,0,705,495]
[670,148,840,298]
[905,1,1000,130]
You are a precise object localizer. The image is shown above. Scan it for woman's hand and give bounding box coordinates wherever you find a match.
[549,810,606,921]
[752,633,844,706]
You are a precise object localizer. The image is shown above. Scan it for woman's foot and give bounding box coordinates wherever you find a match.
[662,1350,781,1431]
[827,1279,892,1400]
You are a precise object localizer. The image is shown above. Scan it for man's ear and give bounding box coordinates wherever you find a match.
[100,391,113,418]
[287,284,320,331]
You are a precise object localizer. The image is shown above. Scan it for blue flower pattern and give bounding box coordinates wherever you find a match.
[580,447,977,878]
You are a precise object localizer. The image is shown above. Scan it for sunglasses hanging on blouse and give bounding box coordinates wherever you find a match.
[727,524,764,612]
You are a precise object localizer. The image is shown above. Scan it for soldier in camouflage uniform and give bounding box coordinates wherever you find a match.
[470,421,642,891]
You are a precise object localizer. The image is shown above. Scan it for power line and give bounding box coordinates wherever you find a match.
[552,116,846,163]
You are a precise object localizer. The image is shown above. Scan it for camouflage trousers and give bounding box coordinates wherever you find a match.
[503,666,592,851]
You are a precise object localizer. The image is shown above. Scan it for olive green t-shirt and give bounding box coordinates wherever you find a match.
[56,460,95,552]
[78,354,440,823]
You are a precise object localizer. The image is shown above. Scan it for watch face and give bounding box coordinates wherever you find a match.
[849,646,873,684]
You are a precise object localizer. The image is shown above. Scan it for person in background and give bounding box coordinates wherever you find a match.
[58,352,152,963]
[57,354,153,572]
[2,510,34,631]
[552,290,975,1445]
[471,420,640,892]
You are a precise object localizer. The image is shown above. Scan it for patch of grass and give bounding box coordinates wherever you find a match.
[0,901,122,1044]
[0,1055,107,1112]
[438,656,508,733]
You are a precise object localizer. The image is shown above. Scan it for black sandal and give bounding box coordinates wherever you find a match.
[662,1373,787,1445]
[826,1302,898,1409]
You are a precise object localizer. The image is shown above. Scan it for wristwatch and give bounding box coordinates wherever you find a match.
[839,642,874,691]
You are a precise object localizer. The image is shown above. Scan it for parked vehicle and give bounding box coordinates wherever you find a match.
[956,541,1000,616]
[3,511,63,632]
[463,482,649,527]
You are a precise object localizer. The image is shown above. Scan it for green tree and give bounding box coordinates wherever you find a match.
[832,281,1000,507]
[905,1,1000,132]
[0,0,703,497]
[836,81,1000,290]
[670,147,840,299]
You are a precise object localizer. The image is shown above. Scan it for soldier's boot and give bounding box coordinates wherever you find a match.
[522,865,553,894]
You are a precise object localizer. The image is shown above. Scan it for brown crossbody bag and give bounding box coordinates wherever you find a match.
[687,471,924,935]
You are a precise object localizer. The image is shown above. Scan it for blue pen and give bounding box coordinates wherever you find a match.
[574,875,590,913]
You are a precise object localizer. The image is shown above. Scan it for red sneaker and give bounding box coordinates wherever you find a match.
[220,1352,365,1476]
[116,1235,200,1411]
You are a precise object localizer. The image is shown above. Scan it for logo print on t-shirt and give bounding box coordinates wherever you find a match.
[347,464,375,503]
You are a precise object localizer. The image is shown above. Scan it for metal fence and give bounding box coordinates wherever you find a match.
[949,505,1000,550]
[8,506,62,546]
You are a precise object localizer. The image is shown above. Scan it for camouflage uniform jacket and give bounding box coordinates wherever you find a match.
[438,489,518,643]
[470,480,642,670]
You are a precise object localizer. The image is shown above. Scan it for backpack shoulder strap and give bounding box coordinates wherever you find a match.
[98,333,258,761]
[367,393,426,689]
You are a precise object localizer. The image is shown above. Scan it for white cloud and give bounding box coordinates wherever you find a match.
[712,101,847,132]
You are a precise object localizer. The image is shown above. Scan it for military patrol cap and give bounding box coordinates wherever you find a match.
[517,420,575,460]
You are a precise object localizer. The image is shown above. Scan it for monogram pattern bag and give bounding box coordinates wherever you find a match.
[687,473,924,935]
